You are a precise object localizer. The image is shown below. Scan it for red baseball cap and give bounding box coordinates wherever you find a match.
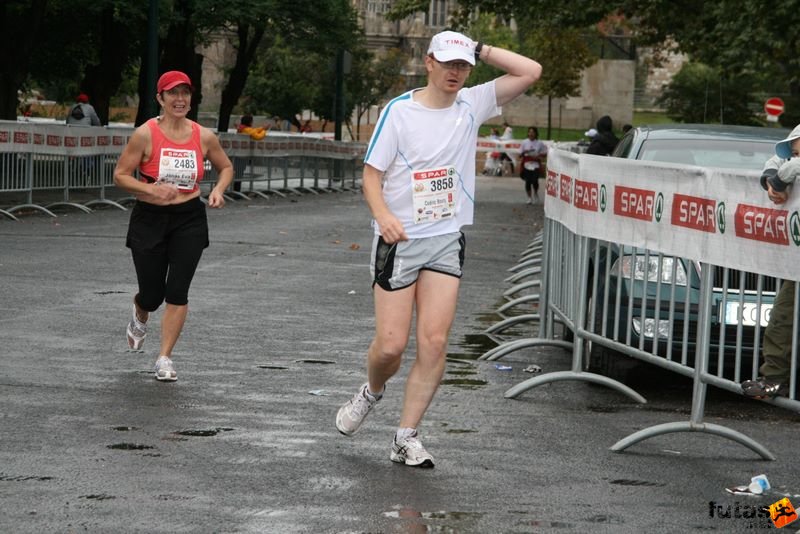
[157,70,193,93]
[76,93,89,103]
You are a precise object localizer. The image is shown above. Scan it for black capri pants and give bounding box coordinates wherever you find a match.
[125,197,209,311]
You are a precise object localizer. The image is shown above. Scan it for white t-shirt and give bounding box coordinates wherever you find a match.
[519,138,548,170]
[364,82,500,239]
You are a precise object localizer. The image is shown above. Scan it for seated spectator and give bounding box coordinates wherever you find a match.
[586,115,619,156]
[237,114,267,140]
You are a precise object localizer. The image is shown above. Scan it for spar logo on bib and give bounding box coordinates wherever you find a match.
[614,186,659,222]
[734,204,793,245]
[574,179,599,212]
[671,194,720,233]
[546,169,559,197]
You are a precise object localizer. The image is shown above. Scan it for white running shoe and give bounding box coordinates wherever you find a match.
[126,305,147,351]
[390,432,434,468]
[335,383,381,436]
[154,356,177,382]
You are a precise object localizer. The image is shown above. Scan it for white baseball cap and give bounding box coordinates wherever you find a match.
[775,124,800,159]
[427,31,476,66]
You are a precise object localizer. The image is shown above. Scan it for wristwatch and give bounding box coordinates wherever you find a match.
[474,42,483,62]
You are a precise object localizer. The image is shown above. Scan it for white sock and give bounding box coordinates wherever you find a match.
[364,386,383,402]
[396,427,416,440]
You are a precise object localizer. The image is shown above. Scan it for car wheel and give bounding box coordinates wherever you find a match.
[583,296,634,382]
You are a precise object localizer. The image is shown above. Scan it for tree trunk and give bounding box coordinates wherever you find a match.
[0,0,48,120]
[160,0,201,122]
[217,23,266,133]
[82,7,131,125]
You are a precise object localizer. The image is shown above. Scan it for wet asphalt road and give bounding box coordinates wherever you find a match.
[1,176,799,534]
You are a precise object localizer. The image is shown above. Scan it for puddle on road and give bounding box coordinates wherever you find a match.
[586,405,620,414]
[257,365,289,370]
[517,519,575,528]
[80,494,115,501]
[0,475,54,482]
[440,378,487,389]
[174,427,234,437]
[107,443,154,451]
[112,426,138,431]
[448,333,498,361]
[294,359,336,365]
[383,509,485,521]
[609,478,665,488]
[445,368,477,376]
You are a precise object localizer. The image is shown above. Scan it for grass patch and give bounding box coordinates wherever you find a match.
[481,110,673,142]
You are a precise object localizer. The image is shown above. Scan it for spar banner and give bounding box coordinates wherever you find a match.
[0,120,130,155]
[0,120,365,160]
[476,137,523,155]
[545,148,800,282]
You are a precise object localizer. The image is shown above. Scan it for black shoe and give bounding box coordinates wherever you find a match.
[741,377,789,399]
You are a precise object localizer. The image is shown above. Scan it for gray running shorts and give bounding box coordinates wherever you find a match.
[370,231,465,291]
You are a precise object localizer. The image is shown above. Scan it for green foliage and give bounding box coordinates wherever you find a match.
[657,62,761,125]
[243,39,325,122]
[385,0,430,21]
[522,26,597,99]
[463,14,518,87]
[349,48,408,112]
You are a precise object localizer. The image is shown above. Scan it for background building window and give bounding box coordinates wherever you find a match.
[425,0,448,28]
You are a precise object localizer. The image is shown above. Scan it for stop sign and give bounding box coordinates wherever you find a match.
[765,97,785,116]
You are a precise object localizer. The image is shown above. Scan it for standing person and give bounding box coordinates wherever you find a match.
[335,30,542,467]
[113,70,233,382]
[66,93,102,126]
[519,126,548,204]
[585,115,619,156]
[498,121,515,174]
[741,124,800,399]
[482,127,502,175]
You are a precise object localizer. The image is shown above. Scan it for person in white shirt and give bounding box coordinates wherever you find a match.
[498,121,515,173]
[519,126,548,204]
[335,30,542,467]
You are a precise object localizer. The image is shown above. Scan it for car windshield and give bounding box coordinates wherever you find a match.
[637,138,775,170]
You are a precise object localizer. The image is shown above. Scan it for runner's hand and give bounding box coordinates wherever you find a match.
[139,182,179,205]
[376,213,408,244]
[207,189,226,208]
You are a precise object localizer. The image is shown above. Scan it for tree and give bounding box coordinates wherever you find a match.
[214,0,361,132]
[243,39,325,130]
[0,0,50,120]
[462,13,517,88]
[617,0,800,127]
[441,0,800,128]
[521,26,597,137]
[658,62,761,125]
[347,47,408,141]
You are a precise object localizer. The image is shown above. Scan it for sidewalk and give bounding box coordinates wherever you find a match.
[0,175,798,533]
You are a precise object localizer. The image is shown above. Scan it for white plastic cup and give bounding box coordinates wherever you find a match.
[749,474,771,494]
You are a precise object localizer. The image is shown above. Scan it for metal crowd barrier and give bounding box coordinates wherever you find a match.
[0,121,365,220]
[481,150,800,461]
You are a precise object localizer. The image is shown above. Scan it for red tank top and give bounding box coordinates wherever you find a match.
[139,118,204,193]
